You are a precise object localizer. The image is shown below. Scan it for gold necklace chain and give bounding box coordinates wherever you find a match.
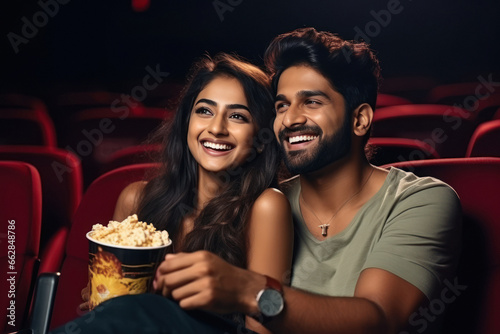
[299,168,375,237]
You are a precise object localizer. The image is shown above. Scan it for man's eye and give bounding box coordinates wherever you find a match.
[306,100,321,106]
[275,103,289,112]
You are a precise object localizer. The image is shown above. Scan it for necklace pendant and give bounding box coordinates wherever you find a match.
[319,224,330,236]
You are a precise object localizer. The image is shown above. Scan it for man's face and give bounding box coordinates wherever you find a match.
[273,65,352,175]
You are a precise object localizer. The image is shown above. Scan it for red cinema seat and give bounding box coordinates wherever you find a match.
[466,120,500,158]
[0,146,83,273]
[427,82,483,105]
[0,93,48,112]
[0,161,42,332]
[427,82,500,122]
[49,163,159,329]
[379,75,438,103]
[372,104,476,157]
[50,91,143,141]
[368,137,440,166]
[54,91,132,111]
[475,94,500,123]
[386,157,500,334]
[494,108,500,120]
[62,107,170,187]
[140,81,184,108]
[0,108,57,147]
[100,143,162,174]
[376,93,411,108]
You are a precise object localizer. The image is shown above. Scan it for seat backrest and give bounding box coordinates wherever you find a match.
[368,137,440,166]
[0,93,48,112]
[427,82,480,105]
[379,75,438,103]
[372,104,476,157]
[386,157,500,334]
[0,161,42,333]
[376,93,411,108]
[0,146,83,273]
[0,108,57,147]
[62,107,168,187]
[140,81,184,108]
[475,94,500,123]
[100,143,162,174]
[494,108,500,120]
[49,163,159,329]
[466,120,500,157]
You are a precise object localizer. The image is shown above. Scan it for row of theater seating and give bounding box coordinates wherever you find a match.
[2,81,500,185]
[2,158,499,333]
[1,124,500,281]
[2,101,500,185]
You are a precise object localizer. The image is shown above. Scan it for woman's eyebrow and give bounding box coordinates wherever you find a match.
[226,104,250,112]
[195,99,250,112]
[194,98,217,106]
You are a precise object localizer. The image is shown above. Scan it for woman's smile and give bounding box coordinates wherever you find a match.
[187,76,257,174]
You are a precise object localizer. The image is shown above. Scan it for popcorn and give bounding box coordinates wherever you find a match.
[90,214,170,247]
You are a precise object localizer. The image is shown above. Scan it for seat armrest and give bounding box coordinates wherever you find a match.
[29,273,60,334]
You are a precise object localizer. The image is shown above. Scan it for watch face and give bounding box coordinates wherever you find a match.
[258,289,284,317]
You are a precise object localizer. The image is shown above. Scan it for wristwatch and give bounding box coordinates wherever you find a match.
[254,275,284,322]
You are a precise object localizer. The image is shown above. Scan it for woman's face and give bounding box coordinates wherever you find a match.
[187,76,258,174]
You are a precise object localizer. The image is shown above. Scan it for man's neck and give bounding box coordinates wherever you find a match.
[299,154,373,213]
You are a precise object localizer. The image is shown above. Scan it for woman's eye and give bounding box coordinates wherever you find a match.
[195,107,212,116]
[229,113,249,122]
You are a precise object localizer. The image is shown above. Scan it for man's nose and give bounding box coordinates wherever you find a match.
[282,104,307,128]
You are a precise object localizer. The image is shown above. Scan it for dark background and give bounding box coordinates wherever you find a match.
[1,0,500,100]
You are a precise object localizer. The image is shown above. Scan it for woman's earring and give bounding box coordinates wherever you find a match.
[257,145,264,154]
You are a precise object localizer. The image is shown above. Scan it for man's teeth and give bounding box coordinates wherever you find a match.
[203,142,233,150]
[288,135,318,144]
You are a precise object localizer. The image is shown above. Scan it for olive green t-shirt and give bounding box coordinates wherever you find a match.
[283,167,462,300]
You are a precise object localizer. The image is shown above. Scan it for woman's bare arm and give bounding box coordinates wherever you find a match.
[244,188,294,334]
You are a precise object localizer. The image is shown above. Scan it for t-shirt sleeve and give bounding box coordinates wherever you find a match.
[362,177,462,300]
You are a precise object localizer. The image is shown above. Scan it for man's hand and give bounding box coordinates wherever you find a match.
[153,251,266,315]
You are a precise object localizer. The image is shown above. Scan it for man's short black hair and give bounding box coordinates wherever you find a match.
[264,27,381,133]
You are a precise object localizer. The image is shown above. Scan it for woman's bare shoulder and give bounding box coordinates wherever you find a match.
[249,188,292,229]
[113,181,148,221]
[252,188,290,213]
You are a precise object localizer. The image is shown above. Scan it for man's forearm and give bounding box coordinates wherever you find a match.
[262,287,389,334]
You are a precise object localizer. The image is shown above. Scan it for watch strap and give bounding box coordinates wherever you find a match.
[252,275,284,323]
[264,275,283,293]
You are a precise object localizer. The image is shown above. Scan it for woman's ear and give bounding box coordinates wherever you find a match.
[352,103,374,137]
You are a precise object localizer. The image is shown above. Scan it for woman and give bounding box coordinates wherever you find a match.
[82,53,293,333]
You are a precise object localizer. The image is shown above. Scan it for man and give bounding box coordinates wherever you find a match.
[52,28,461,334]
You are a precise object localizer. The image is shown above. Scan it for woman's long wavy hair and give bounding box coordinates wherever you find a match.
[137,53,279,269]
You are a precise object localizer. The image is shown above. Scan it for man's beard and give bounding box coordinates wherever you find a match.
[279,115,352,175]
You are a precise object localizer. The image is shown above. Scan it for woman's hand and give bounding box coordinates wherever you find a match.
[153,251,265,315]
[79,283,90,311]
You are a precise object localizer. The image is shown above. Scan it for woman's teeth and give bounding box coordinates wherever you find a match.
[203,142,233,150]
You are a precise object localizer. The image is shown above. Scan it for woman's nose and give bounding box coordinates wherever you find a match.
[208,115,229,136]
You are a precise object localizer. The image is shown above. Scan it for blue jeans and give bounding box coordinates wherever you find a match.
[49,294,255,334]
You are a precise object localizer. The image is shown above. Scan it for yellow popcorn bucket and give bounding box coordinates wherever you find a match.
[86,231,172,309]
